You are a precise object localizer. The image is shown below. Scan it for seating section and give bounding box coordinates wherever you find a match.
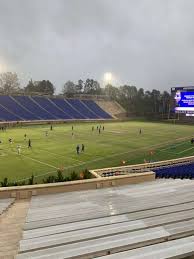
[81,99,112,119]
[17,180,194,258]
[50,98,85,119]
[154,162,194,179]
[0,198,15,215]
[67,99,99,119]
[0,95,112,121]
[96,100,127,118]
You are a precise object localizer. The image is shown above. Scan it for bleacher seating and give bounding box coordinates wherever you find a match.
[154,162,194,179]
[96,100,127,118]
[16,180,194,258]
[82,99,112,119]
[0,95,112,121]
[67,99,99,119]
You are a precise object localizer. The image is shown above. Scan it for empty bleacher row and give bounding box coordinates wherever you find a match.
[16,180,194,258]
[154,162,194,179]
[0,198,15,215]
[0,95,112,121]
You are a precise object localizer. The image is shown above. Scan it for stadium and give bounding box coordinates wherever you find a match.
[1,87,194,258]
[2,1,194,259]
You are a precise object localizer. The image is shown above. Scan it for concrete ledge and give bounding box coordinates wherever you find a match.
[0,172,155,199]
[91,155,194,176]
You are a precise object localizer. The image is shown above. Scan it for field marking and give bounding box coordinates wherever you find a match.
[177,146,194,154]
[6,148,59,170]
[34,148,84,164]
[20,154,58,169]
[159,150,178,155]
[160,141,188,152]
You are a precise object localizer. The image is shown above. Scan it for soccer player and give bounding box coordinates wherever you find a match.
[72,125,74,131]
[24,134,27,140]
[92,126,94,131]
[81,144,85,152]
[9,138,13,144]
[50,125,53,131]
[28,139,32,148]
[76,144,80,154]
[103,126,104,131]
[99,128,101,134]
[97,126,98,130]
[17,145,21,155]
[139,128,142,134]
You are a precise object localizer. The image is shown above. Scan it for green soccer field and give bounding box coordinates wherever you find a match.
[1,120,194,183]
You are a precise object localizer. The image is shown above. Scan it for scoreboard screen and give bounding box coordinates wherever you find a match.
[171,87,194,114]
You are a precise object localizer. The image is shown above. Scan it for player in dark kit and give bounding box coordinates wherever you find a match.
[99,128,101,134]
[139,128,142,134]
[72,125,74,131]
[103,126,104,131]
[81,144,85,152]
[50,125,53,131]
[28,139,32,148]
[76,144,80,154]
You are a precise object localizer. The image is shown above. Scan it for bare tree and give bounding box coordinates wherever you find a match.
[0,72,20,94]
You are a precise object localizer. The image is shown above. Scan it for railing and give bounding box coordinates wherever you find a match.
[90,155,194,177]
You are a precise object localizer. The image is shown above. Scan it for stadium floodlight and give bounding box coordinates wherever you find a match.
[104,72,113,84]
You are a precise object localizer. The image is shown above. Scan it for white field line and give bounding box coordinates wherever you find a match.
[20,154,58,169]
[6,149,58,170]
[159,150,179,155]
[178,146,194,154]
[160,141,188,152]
[36,148,84,164]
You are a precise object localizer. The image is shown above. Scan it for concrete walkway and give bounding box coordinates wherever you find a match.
[0,199,30,259]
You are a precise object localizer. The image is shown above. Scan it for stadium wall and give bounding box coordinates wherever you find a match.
[0,172,155,199]
[91,154,194,176]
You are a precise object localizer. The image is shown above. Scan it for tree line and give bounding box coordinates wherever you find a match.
[0,72,173,117]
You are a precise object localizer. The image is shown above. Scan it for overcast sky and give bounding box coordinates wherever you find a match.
[0,0,194,93]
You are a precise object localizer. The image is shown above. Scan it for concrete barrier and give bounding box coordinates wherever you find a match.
[0,172,155,199]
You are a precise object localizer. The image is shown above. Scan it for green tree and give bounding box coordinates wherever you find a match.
[76,79,84,93]
[25,80,55,95]
[84,79,101,94]
[62,81,76,97]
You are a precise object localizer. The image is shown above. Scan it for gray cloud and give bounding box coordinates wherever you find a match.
[0,0,194,92]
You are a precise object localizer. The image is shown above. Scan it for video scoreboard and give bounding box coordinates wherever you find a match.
[171,86,194,116]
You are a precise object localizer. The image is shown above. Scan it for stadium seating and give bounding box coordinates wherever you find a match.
[67,99,99,119]
[0,95,39,120]
[16,180,194,258]
[154,162,194,179]
[31,96,70,120]
[0,95,112,121]
[81,99,112,119]
[12,96,56,120]
[50,98,85,119]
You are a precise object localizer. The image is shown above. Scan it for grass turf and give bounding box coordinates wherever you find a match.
[0,121,194,183]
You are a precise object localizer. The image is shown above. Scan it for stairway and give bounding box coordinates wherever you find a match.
[0,199,30,259]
